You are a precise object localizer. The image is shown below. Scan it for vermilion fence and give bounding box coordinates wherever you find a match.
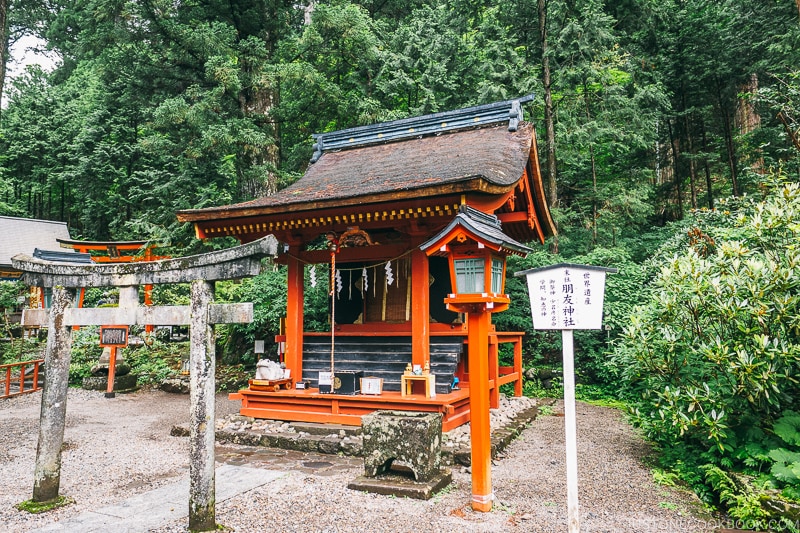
[1,359,44,399]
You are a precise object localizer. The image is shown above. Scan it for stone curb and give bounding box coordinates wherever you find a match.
[170,404,539,464]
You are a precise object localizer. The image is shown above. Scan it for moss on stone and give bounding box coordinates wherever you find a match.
[16,496,73,514]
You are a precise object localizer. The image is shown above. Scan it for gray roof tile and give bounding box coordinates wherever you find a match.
[0,216,72,269]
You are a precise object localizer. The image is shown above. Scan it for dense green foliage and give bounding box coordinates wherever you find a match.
[613,180,800,525]
[3,0,798,251]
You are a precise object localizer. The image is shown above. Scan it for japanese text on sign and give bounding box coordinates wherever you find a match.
[100,326,129,347]
[525,267,607,330]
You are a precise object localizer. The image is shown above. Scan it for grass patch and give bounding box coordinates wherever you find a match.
[16,496,73,514]
[538,405,554,416]
[652,467,681,487]
[574,384,627,409]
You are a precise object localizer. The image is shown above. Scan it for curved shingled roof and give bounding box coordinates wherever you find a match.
[179,122,534,219]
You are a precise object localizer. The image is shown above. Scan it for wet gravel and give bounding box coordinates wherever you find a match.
[0,388,716,532]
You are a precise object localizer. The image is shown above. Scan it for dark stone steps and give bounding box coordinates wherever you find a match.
[302,336,463,394]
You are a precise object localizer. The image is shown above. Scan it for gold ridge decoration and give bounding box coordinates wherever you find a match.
[203,203,461,236]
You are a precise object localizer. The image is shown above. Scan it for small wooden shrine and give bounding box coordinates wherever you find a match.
[177,96,556,430]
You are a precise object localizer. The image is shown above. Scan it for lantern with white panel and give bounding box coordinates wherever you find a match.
[420,205,531,513]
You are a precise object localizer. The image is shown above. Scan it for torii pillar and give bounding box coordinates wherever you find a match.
[13,237,276,532]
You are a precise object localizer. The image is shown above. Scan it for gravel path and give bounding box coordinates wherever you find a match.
[0,388,716,532]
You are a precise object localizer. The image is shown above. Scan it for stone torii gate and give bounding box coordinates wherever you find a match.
[12,237,276,532]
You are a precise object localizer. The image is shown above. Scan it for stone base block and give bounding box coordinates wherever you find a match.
[348,468,452,500]
[160,376,191,394]
[82,373,138,392]
[362,410,443,482]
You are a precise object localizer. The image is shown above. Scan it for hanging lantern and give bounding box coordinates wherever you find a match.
[419,205,530,313]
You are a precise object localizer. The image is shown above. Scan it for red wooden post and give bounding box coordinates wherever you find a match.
[468,310,493,512]
[33,360,41,391]
[411,249,430,370]
[144,284,154,334]
[513,336,523,397]
[488,333,499,409]
[285,254,304,383]
[106,347,117,398]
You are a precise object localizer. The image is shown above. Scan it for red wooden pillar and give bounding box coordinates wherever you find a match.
[285,254,304,382]
[144,284,154,334]
[411,248,430,370]
[467,310,493,512]
[513,336,523,397]
[488,333,499,409]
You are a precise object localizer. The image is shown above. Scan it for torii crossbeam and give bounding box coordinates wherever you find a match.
[12,237,276,532]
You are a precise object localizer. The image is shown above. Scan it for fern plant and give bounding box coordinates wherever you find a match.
[768,411,800,499]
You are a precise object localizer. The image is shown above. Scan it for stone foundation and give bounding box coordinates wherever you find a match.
[361,411,443,482]
[82,373,138,392]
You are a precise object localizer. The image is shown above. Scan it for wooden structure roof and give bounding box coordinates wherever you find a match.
[420,205,532,258]
[0,216,72,279]
[177,97,556,246]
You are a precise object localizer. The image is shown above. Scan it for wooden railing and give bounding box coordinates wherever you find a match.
[1,359,44,399]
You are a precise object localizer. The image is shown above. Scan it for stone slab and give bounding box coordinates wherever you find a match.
[290,421,362,437]
[348,468,452,500]
[34,464,284,532]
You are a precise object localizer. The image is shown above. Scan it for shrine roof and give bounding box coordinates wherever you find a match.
[0,216,72,272]
[177,98,538,222]
[420,206,532,257]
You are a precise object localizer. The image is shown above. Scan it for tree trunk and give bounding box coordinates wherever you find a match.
[539,0,559,254]
[716,78,740,196]
[736,73,764,174]
[583,81,598,246]
[667,118,684,219]
[0,0,8,116]
[679,84,696,209]
[684,111,698,210]
[539,0,558,209]
[701,120,714,209]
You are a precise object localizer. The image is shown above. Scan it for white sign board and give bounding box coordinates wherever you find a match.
[523,265,608,330]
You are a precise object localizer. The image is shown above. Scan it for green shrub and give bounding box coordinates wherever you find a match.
[613,179,800,519]
[124,340,185,385]
[69,326,103,385]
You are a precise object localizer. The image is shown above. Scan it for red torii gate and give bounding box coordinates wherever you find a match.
[57,239,170,321]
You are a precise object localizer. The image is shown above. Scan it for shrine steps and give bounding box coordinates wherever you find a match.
[300,335,464,395]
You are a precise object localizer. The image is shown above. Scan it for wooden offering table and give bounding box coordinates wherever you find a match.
[248,378,293,392]
[401,373,436,398]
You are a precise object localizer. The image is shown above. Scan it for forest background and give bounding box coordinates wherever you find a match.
[2,0,800,527]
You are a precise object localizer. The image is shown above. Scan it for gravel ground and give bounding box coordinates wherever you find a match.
[0,388,719,532]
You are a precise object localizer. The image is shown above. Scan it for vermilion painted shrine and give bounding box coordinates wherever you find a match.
[177,96,556,431]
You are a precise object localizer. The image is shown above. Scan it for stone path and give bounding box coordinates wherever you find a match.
[34,465,284,532]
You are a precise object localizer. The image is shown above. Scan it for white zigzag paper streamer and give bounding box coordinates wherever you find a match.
[362,267,368,292]
[385,261,394,286]
[309,265,317,288]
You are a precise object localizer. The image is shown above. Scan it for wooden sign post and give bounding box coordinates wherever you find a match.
[13,237,276,532]
[99,324,130,398]
[515,263,616,533]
